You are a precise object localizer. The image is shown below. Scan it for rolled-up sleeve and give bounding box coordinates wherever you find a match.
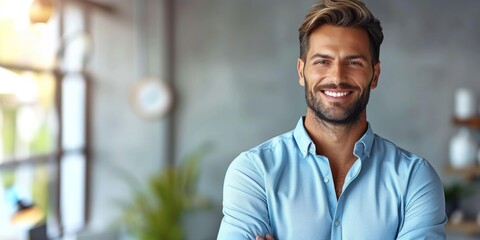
[397,160,447,240]
[217,152,271,240]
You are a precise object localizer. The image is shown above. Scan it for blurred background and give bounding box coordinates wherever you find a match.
[0,0,479,239]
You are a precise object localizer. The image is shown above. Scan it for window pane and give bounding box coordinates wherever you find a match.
[0,0,58,69]
[0,71,57,162]
[0,163,51,239]
[62,74,86,150]
[61,153,86,234]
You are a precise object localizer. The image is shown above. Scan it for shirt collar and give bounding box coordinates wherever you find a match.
[357,122,375,158]
[293,117,314,158]
[293,117,375,159]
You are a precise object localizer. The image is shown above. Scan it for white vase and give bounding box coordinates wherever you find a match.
[449,128,478,168]
[454,88,477,119]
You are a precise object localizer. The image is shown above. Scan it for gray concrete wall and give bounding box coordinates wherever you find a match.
[87,0,169,233]
[84,0,480,239]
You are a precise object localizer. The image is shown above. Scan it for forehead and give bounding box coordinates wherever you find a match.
[308,24,371,60]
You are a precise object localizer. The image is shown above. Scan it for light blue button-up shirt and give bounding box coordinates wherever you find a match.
[218,118,446,240]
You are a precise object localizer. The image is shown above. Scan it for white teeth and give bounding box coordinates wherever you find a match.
[324,91,349,97]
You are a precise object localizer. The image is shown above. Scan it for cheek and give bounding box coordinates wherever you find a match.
[304,71,324,88]
[309,68,327,78]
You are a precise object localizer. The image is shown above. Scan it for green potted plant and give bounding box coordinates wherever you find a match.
[444,182,474,218]
[120,146,212,240]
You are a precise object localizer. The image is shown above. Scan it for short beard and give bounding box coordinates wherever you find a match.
[304,77,372,126]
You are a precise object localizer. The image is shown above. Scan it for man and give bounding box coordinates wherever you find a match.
[217,0,447,239]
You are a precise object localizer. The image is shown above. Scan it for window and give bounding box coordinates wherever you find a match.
[0,0,90,238]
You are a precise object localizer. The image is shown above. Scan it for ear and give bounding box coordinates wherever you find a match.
[297,58,305,87]
[370,62,381,89]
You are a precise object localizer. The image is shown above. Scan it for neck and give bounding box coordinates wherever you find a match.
[304,109,368,159]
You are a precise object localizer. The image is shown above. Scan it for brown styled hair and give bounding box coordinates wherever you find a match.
[298,0,383,64]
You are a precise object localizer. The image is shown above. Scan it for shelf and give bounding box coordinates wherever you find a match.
[445,165,480,180]
[448,120,480,236]
[447,221,480,235]
[453,117,480,129]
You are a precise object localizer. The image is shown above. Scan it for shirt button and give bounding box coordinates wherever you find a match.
[334,220,340,226]
[323,177,329,183]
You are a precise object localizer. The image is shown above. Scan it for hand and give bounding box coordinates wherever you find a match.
[256,233,275,240]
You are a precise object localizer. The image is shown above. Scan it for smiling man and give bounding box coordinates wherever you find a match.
[217,0,447,239]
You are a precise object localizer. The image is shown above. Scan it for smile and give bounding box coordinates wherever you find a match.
[323,91,351,98]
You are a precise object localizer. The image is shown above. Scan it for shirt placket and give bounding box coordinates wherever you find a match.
[329,144,364,240]
[313,153,338,233]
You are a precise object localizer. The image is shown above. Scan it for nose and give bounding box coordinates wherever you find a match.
[328,62,346,84]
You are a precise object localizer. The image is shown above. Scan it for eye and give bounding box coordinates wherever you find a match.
[348,61,363,67]
[314,60,328,65]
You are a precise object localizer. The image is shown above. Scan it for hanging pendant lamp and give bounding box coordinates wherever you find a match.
[29,0,54,24]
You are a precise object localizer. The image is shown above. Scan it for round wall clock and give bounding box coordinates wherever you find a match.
[130,77,173,120]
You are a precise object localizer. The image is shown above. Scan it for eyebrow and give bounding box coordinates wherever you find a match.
[310,53,369,61]
[310,53,334,60]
